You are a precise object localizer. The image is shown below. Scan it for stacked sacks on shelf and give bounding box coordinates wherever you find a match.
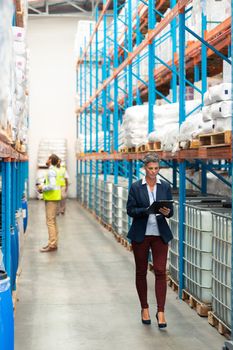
[178,112,204,149]
[120,105,148,148]
[209,83,232,132]
[202,83,232,132]
[0,2,15,143]
[148,100,202,152]
[0,2,29,150]
[12,26,29,151]
[75,131,105,153]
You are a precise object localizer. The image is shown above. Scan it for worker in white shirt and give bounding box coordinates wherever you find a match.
[37,154,61,252]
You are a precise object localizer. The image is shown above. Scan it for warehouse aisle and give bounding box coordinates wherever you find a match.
[15,200,224,350]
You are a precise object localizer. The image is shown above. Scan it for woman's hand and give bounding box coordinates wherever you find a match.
[159,206,170,217]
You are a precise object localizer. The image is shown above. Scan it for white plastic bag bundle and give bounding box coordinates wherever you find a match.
[202,105,212,122]
[162,124,179,152]
[209,83,232,102]
[122,105,149,147]
[213,117,232,132]
[153,103,179,121]
[179,112,203,141]
[12,26,25,42]
[148,131,161,142]
[198,120,214,135]
[14,41,26,56]
[203,91,213,105]
[210,101,233,119]
[15,55,26,71]
[16,68,26,84]
[16,84,25,100]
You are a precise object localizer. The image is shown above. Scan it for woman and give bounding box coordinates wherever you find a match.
[127,153,173,328]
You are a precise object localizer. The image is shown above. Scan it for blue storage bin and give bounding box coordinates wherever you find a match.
[0,270,14,350]
[22,197,28,233]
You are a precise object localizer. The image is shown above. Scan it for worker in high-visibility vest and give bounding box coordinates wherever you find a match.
[56,159,69,215]
[37,154,61,252]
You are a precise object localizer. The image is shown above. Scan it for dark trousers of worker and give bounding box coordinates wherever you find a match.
[132,236,168,312]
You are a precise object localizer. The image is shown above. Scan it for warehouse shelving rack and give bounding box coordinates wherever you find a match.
[0,2,29,292]
[76,0,232,340]
[0,147,28,285]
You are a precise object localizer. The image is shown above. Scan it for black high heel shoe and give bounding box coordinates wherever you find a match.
[156,312,167,328]
[141,310,151,325]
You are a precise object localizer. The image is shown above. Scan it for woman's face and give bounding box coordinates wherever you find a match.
[145,162,159,180]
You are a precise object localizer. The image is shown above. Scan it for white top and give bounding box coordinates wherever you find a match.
[142,176,161,236]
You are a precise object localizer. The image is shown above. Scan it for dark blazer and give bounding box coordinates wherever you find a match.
[127,179,174,244]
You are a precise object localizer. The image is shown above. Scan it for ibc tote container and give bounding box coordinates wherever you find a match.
[211,209,232,329]
[168,198,226,303]
[102,182,113,225]
[83,175,89,207]
[95,178,102,217]
[112,185,128,235]
[184,203,214,303]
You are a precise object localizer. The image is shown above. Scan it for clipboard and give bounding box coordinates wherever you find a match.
[148,200,174,214]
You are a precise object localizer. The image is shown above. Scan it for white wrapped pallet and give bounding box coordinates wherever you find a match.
[213,117,232,132]
[210,101,233,119]
[202,105,212,122]
[179,112,203,142]
[209,83,232,102]
[121,105,148,147]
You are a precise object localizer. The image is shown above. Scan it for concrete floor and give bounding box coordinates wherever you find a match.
[15,199,225,350]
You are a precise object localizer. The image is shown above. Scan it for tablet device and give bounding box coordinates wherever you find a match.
[148,200,174,214]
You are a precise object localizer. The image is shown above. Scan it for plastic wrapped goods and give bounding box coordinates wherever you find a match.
[12,26,25,42]
[213,117,232,132]
[148,131,161,142]
[203,91,213,106]
[197,120,214,135]
[179,112,203,142]
[202,106,212,122]
[209,83,232,102]
[162,124,179,152]
[121,105,148,147]
[210,101,233,119]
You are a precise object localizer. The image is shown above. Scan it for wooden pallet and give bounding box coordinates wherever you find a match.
[138,144,147,153]
[101,220,112,232]
[208,311,231,338]
[199,130,232,148]
[113,231,122,243]
[146,141,162,151]
[189,139,200,149]
[179,139,200,149]
[120,147,128,153]
[182,289,211,317]
[127,146,139,153]
[168,276,179,292]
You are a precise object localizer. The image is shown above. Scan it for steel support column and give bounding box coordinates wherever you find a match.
[148,0,155,133]
[178,9,186,299]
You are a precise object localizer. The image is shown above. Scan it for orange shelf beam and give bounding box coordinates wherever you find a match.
[76,146,232,161]
[0,140,28,161]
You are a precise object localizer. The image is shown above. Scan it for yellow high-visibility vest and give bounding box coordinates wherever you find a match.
[43,166,61,201]
[57,166,66,187]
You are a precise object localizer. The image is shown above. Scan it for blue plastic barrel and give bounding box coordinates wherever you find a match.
[0,270,14,350]
[10,228,19,288]
[22,197,28,233]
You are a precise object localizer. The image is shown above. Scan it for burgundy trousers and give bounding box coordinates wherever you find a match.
[132,236,168,312]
